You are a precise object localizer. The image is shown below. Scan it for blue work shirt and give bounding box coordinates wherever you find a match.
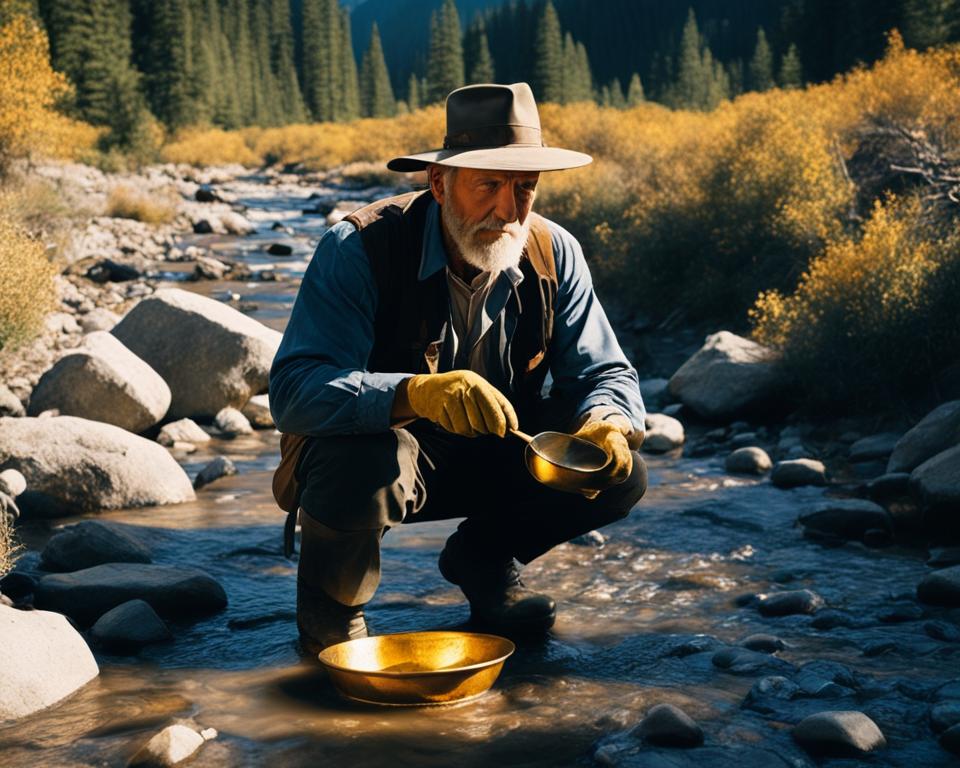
[269,196,646,439]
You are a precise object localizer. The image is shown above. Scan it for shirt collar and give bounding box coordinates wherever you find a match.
[419,198,524,287]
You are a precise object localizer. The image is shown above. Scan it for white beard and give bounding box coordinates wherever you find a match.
[441,198,531,273]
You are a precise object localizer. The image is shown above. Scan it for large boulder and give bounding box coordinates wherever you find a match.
[910,444,960,511]
[0,416,195,517]
[34,563,227,625]
[668,331,780,420]
[888,400,960,473]
[0,604,99,720]
[40,520,152,572]
[27,331,170,433]
[90,599,172,653]
[111,288,281,420]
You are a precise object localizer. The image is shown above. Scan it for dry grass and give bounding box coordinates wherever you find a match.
[105,182,178,224]
[0,507,19,580]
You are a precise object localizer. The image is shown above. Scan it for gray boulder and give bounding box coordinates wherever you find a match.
[0,384,24,418]
[771,459,827,488]
[28,332,170,433]
[79,307,121,333]
[642,413,685,453]
[668,331,780,420]
[910,444,960,510]
[726,447,772,475]
[40,520,151,572]
[91,599,172,652]
[0,416,194,516]
[849,432,902,462]
[194,456,237,490]
[888,400,960,473]
[157,418,210,446]
[112,288,281,420]
[758,589,824,616]
[0,604,99,720]
[632,703,703,747]
[213,406,252,437]
[792,710,886,756]
[798,499,891,542]
[34,563,227,625]
[917,565,960,607]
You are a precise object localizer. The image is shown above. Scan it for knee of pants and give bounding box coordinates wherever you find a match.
[596,451,648,524]
[297,430,421,532]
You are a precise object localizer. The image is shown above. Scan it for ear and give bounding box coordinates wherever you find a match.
[427,164,446,206]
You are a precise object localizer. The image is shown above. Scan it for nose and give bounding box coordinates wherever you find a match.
[493,181,519,224]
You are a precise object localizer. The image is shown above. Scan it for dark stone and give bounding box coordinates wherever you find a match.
[811,609,861,630]
[742,676,800,713]
[193,219,214,234]
[758,589,824,616]
[877,602,924,623]
[925,620,960,643]
[194,185,221,203]
[194,456,238,490]
[91,598,172,653]
[266,243,293,256]
[86,259,141,283]
[792,710,886,756]
[39,520,151,572]
[711,647,794,675]
[865,472,912,502]
[798,499,890,542]
[918,566,960,607]
[940,723,960,756]
[928,548,960,568]
[664,635,724,658]
[739,633,786,653]
[631,703,704,747]
[0,571,36,600]
[930,701,960,733]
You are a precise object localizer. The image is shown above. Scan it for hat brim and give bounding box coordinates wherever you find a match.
[386,145,593,172]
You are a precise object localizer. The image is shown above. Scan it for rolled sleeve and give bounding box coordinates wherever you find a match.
[268,221,411,436]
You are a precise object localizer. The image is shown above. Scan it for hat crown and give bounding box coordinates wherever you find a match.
[443,82,543,150]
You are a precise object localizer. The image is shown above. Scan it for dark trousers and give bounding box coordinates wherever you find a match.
[294,400,648,606]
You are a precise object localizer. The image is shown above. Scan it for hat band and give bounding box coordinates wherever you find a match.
[443,125,543,149]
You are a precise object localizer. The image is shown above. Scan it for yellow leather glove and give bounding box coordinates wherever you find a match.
[573,421,634,494]
[405,370,519,438]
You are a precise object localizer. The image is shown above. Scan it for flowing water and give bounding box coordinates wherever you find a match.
[1,172,957,767]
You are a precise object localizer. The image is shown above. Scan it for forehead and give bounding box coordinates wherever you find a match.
[457,167,540,183]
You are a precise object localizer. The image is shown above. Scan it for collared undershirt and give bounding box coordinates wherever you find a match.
[445,265,497,377]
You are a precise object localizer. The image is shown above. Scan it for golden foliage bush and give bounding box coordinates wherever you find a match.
[161,126,260,166]
[0,201,57,350]
[0,15,97,173]
[105,183,177,224]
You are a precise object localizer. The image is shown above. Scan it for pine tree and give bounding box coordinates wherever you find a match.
[778,43,803,89]
[337,7,360,121]
[426,0,464,104]
[533,0,563,102]
[748,27,775,92]
[606,77,625,108]
[574,41,593,101]
[360,22,395,118]
[228,0,255,124]
[902,0,959,49]
[0,0,38,25]
[141,0,195,129]
[269,0,306,123]
[703,48,731,108]
[464,16,495,84]
[407,72,420,111]
[302,0,342,121]
[674,8,705,108]
[626,72,645,105]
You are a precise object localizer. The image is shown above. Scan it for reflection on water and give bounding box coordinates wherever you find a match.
[2,175,956,767]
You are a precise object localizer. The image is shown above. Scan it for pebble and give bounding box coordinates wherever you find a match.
[631,703,703,747]
[771,459,827,488]
[792,710,886,756]
[725,447,772,475]
[758,589,824,616]
[194,457,238,490]
[810,609,864,630]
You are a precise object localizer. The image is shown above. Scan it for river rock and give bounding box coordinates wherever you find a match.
[91,599,172,653]
[642,413,685,453]
[632,703,703,747]
[0,603,99,720]
[792,710,886,756]
[743,676,801,713]
[917,565,960,606]
[0,416,195,516]
[129,723,205,767]
[667,331,780,420]
[0,468,26,498]
[711,647,794,675]
[192,255,229,281]
[157,418,211,446]
[0,572,35,601]
[194,456,237,490]
[930,701,960,733]
[266,243,293,256]
[111,288,281,420]
[888,400,960,473]
[771,459,827,488]
[40,520,152,572]
[638,378,670,407]
[213,406,252,437]
[941,723,960,756]
[925,620,960,642]
[27,332,171,433]
[241,394,273,428]
[34,563,227,625]
[910,444,960,510]
[864,472,912,502]
[798,499,890,542]
[219,211,256,236]
[928,548,960,568]
[758,589,824,616]
[726,447,772,475]
[849,432,902,462]
[739,633,786,653]
[79,307,121,333]
[0,384,25,417]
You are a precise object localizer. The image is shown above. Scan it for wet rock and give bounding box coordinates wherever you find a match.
[28,332,171,433]
[711,647,794,675]
[739,633,786,653]
[157,418,211,446]
[928,548,960,568]
[0,416,195,516]
[79,307,122,333]
[941,723,960,756]
[729,432,760,449]
[733,592,760,608]
[667,331,780,420]
[888,400,960,473]
[571,530,606,547]
[798,499,890,542]
[40,520,151,572]
[0,384,25,417]
[194,456,237,490]
[925,620,960,642]
[91,599,172,653]
[862,640,897,657]
[195,184,221,203]
[213,406,252,437]
[266,243,293,256]
[917,565,960,606]
[934,679,960,701]
[792,710,886,756]
[910,444,960,511]
[771,459,827,488]
[129,723,205,767]
[34,563,227,625]
[192,255,230,281]
[849,432,902,462]
[87,259,140,283]
[241,394,274,429]
[632,703,703,747]
[864,472,912,502]
[638,378,669,407]
[930,701,960,732]
[758,589,824,616]
[642,413,684,453]
[192,219,214,234]
[664,635,724,657]
[877,602,924,623]
[0,603,99,720]
[742,676,801,714]
[725,447,772,475]
[796,659,858,689]
[111,288,281,420]
[0,571,35,601]
[219,211,256,236]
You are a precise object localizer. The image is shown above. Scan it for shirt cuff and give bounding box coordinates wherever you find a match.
[356,372,416,433]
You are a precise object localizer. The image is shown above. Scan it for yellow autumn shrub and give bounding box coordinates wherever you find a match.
[161,126,260,166]
[105,183,178,224]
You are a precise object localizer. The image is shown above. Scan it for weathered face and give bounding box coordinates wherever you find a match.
[430,165,540,272]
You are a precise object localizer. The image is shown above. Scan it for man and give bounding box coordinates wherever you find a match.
[270,82,648,653]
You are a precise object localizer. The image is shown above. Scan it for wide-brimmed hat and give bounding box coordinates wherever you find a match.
[387,82,592,173]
